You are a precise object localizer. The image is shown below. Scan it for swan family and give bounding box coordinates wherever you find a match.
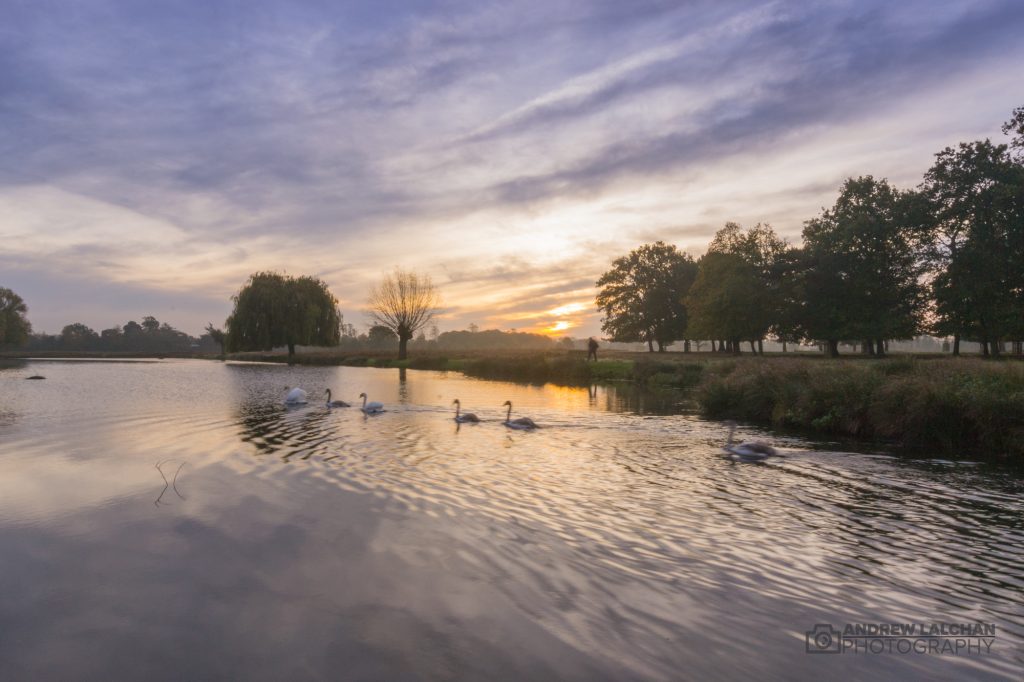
[285,389,781,457]
[286,389,540,429]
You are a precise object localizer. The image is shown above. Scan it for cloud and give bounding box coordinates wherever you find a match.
[1,0,1022,336]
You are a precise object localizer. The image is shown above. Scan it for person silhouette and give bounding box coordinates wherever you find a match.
[587,337,599,361]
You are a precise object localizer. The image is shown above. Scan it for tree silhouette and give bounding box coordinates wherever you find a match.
[368,269,441,360]
[0,288,32,347]
[595,241,697,352]
[226,272,341,362]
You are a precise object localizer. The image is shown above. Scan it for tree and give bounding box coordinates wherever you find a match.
[60,323,99,350]
[923,140,1024,356]
[226,271,341,362]
[595,241,697,352]
[685,252,766,354]
[1003,105,1024,157]
[368,268,441,360]
[141,316,161,334]
[800,177,929,356]
[0,288,32,347]
[367,324,399,349]
[100,326,123,349]
[204,323,226,355]
[705,222,788,353]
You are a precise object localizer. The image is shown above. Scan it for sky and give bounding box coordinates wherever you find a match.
[2,0,1023,338]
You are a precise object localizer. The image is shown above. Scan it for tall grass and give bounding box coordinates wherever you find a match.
[695,358,1024,458]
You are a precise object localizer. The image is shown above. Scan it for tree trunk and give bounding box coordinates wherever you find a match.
[875,338,885,358]
[733,339,741,356]
[398,334,410,360]
[782,340,788,353]
[749,340,756,354]
[990,340,1001,357]
[711,340,717,353]
[981,338,989,357]
[757,339,763,355]
[287,342,296,364]
[684,340,691,353]
[657,340,665,352]
[953,334,960,356]
[828,339,839,358]
[862,340,873,355]
[647,337,654,352]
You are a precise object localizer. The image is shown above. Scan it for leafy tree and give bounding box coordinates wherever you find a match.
[923,141,1024,356]
[142,316,160,333]
[595,241,697,352]
[204,323,226,355]
[0,288,32,347]
[226,271,341,362]
[368,268,441,360]
[60,323,99,350]
[123,320,143,339]
[1003,105,1024,157]
[705,222,788,352]
[801,177,929,356]
[100,326,123,349]
[367,324,399,349]
[685,252,766,354]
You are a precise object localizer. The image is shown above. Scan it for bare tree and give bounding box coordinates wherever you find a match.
[368,269,441,359]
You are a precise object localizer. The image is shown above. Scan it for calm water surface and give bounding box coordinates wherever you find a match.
[0,359,1021,681]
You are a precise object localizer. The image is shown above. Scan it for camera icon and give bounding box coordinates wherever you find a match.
[806,624,842,654]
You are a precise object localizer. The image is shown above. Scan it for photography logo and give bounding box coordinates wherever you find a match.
[806,624,842,654]
[805,622,997,656]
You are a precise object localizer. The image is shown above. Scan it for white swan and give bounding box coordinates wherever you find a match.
[452,399,480,423]
[359,392,385,414]
[502,401,539,430]
[283,387,308,405]
[325,389,349,408]
[723,421,781,461]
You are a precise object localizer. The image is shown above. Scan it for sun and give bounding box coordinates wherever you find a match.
[546,320,572,334]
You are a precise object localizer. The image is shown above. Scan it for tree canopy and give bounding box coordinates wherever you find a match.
[595,241,697,352]
[800,177,929,355]
[368,268,441,360]
[686,251,767,351]
[226,271,341,361]
[923,140,1024,355]
[0,288,32,347]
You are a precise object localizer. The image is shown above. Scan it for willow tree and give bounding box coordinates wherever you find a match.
[226,272,341,362]
[368,269,441,360]
[0,288,32,346]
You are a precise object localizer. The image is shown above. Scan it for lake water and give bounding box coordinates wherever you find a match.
[0,359,1021,681]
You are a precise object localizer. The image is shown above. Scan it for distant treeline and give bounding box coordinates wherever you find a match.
[597,106,1024,358]
[308,325,573,354]
[22,316,221,353]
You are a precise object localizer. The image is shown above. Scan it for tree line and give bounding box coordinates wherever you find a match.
[596,106,1024,357]
[10,315,223,353]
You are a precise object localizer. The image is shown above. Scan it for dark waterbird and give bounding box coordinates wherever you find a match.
[325,389,349,408]
[502,401,539,430]
[452,399,480,423]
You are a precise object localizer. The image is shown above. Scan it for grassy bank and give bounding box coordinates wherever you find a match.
[694,357,1024,459]
[226,350,706,388]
